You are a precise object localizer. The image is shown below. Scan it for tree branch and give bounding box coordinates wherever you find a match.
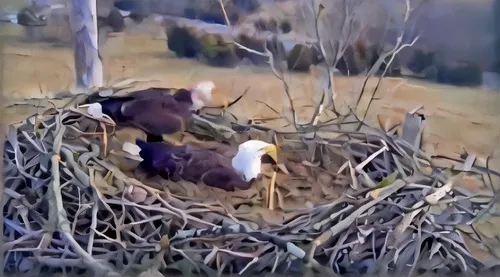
[307,0,334,128]
[354,0,420,123]
[217,0,298,128]
[218,0,267,57]
[308,0,363,128]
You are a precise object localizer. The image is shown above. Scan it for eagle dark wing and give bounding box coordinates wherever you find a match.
[121,97,189,135]
[136,140,249,191]
[87,87,195,133]
[136,139,187,180]
[201,167,251,191]
[180,147,221,184]
[184,148,250,191]
[127,88,178,99]
[121,94,184,115]
[87,87,177,117]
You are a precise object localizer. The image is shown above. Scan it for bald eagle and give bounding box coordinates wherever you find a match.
[135,139,278,191]
[85,81,215,137]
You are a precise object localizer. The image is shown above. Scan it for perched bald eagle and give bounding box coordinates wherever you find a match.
[135,139,278,191]
[85,81,214,137]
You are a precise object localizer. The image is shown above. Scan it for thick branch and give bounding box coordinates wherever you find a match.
[51,124,112,274]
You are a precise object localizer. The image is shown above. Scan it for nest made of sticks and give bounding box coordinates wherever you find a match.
[3,92,500,277]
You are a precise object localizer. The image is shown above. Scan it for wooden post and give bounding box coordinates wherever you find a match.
[68,0,103,89]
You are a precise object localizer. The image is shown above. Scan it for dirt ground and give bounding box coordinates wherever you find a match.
[1,20,500,176]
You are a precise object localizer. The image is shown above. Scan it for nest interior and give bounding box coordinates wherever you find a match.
[2,89,500,277]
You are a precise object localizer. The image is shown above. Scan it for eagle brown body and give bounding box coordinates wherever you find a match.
[136,139,254,191]
[86,81,214,138]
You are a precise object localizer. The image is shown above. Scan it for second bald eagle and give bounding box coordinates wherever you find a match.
[85,81,215,137]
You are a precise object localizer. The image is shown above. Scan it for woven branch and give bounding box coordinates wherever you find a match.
[2,98,500,277]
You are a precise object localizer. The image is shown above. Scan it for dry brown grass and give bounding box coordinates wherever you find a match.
[1,23,500,175]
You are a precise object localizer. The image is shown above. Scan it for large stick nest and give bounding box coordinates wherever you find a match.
[3,89,500,277]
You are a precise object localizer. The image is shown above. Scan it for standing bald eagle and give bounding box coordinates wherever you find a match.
[135,139,278,191]
[85,81,215,138]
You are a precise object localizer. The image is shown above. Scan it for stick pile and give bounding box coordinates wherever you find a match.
[2,95,500,277]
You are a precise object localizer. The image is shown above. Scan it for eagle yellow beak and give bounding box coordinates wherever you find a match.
[262,144,279,163]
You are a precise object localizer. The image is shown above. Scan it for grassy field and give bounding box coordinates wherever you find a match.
[1,20,500,172]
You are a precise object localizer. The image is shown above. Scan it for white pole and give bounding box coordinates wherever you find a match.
[68,0,103,89]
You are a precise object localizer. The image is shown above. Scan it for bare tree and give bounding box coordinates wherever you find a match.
[305,0,364,127]
[68,0,103,89]
[353,0,422,125]
[302,0,423,128]
[218,0,300,129]
[218,0,422,132]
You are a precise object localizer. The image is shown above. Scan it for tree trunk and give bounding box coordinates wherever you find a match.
[68,0,103,89]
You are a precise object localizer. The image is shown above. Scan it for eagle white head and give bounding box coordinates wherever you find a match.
[231,140,278,182]
[190,80,215,110]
